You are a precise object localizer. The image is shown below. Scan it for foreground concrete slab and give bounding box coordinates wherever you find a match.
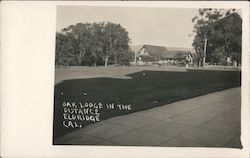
[109,130,171,146]
[141,121,193,137]
[134,108,182,120]
[177,128,234,147]
[158,138,208,147]
[55,87,241,148]
[57,134,103,145]
[83,123,134,139]
[170,110,220,127]
[199,118,240,135]
[107,115,159,129]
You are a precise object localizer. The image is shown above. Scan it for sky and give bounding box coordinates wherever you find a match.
[56,6,200,48]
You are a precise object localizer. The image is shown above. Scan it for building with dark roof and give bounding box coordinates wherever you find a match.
[131,44,193,65]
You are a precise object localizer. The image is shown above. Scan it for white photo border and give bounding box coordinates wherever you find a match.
[1,1,249,158]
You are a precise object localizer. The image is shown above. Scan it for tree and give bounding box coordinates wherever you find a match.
[192,9,242,66]
[91,22,105,66]
[113,47,134,66]
[61,23,94,66]
[55,22,131,67]
[101,22,130,67]
[55,32,78,66]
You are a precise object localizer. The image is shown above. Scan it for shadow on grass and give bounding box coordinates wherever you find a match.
[53,70,241,141]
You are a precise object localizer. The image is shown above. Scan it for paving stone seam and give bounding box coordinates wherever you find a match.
[156,124,200,146]
[55,118,132,143]
[157,138,208,147]
[62,122,137,145]
[223,133,241,147]
[157,126,233,147]
[131,100,220,121]
[56,106,238,144]
[55,87,241,146]
[102,121,165,142]
[89,128,136,144]
[199,126,240,136]
[106,116,160,130]
[179,108,240,145]
[132,88,240,121]
[56,103,240,145]
[180,106,239,130]
[169,103,241,127]
[162,98,236,121]
[156,106,241,146]
[107,129,172,146]
[124,90,237,122]
[222,122,242,146]
[62,132,107,144]
[54,123,107,143]
[96,139,120,146]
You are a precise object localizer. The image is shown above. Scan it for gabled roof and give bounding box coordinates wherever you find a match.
[130,44,193,59]
[165,47,193,52]
[165,52,176,58]
[139,45,168,59]
[167,51,192,59]
[130,45,144,53]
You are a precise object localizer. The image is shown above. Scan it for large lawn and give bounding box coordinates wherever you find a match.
[53,67,241,141]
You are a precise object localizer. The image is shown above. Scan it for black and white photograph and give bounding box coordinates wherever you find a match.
[53,5,242,148]
[1,1,249,158]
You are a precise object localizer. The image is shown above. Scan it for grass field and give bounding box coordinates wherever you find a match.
[53,66,241,140]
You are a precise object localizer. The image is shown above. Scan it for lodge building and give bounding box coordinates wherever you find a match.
[131,44,193,66]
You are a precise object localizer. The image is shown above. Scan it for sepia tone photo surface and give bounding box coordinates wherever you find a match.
[53,6,242,148]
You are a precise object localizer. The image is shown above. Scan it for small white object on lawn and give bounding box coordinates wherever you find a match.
[61,92,63,95]
[143,72,145,76]
[166,119,170,122]
[83,92,87,96]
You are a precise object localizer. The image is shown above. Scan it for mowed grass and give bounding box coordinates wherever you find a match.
[53,67,241,140]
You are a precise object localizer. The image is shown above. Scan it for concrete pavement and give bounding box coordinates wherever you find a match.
[55,87,241,148]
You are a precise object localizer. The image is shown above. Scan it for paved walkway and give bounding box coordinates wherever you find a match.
[55,87,241,148]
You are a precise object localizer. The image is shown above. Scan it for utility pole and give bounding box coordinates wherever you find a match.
[134,51,137,65]
[203,36,207,67]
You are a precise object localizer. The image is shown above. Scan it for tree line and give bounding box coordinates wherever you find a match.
[56,22,133,67]
[56,10,242,67]
[192,9,242,66]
